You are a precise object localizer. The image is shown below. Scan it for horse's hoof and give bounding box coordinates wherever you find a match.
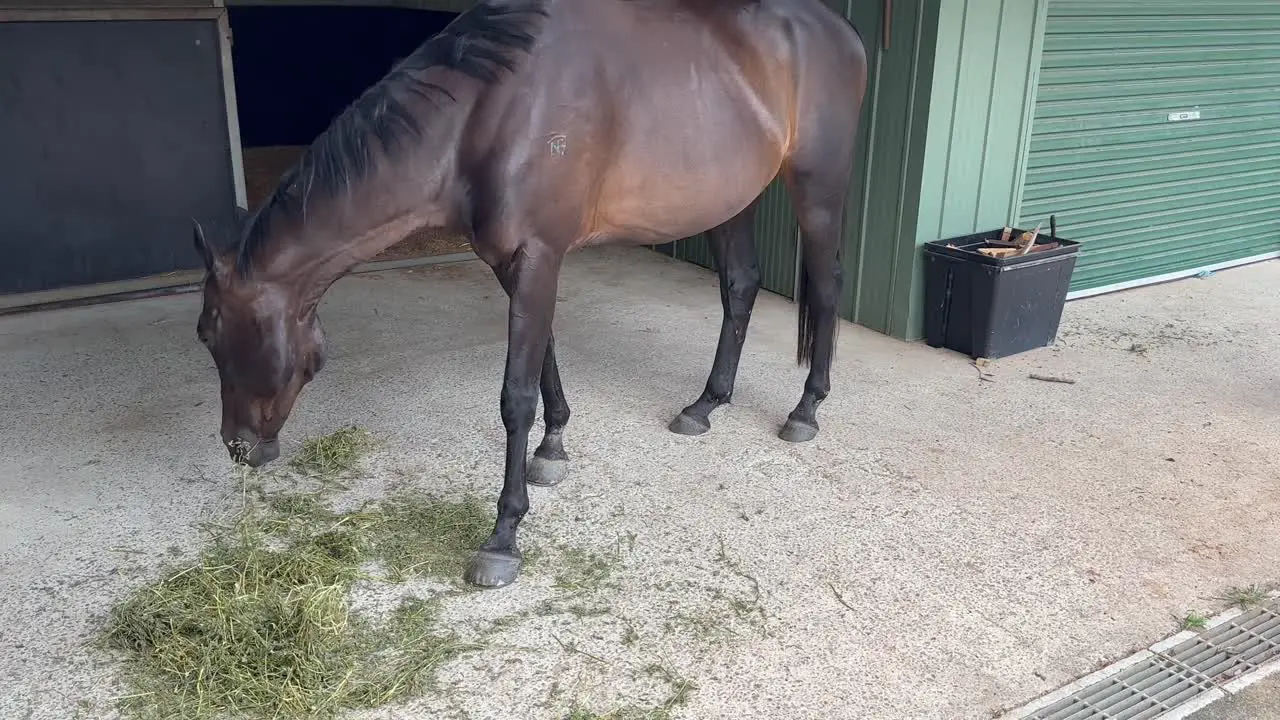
[464,549,522,589]
[527,454,568,487]
[668,411,711,436]
[778,418,819,443]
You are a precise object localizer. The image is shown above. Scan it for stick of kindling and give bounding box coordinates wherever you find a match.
[1018,222,1044,256]
[1029,373,1076,385]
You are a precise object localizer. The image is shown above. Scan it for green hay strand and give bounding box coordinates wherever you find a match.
[364,492,494,582]
[289,426,377,476]
[100,477,493,719]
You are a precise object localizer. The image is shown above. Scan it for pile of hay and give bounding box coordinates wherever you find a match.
[289,425,378,477]
[100,428,494,719]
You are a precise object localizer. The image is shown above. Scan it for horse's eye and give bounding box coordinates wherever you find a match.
[302,352,321,381]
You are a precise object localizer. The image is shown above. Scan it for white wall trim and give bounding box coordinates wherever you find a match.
[222,0,475,10]
[1066,251,1280,301]
[214,5,248,210]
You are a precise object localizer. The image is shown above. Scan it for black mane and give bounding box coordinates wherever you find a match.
[235,1,547,271]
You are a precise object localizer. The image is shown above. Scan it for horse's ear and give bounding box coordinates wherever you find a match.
[192,218,215,271]
[192,218,230,280]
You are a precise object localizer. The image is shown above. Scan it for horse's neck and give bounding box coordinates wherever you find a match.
[260,124,468,309]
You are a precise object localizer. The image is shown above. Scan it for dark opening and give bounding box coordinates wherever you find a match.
[228,3,471,261]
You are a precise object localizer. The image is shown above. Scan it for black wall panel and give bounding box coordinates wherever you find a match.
[0,18,239,294]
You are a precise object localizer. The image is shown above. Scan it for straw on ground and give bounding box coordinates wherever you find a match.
[99,426,493,720]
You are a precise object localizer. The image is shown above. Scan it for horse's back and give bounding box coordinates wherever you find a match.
[460,0,866,247]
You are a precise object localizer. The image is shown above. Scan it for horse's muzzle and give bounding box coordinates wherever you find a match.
[227,435,280,467]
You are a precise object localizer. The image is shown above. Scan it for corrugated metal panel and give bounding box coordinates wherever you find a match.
[674,230,715,271]
[848,0,947,338]
[753,177,799,298]
[1020,0,1280,294]
[673,175,799,298]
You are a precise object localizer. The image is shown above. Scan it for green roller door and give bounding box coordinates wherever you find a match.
[1020,1,1280,296]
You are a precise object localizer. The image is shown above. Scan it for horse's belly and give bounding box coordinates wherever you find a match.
[591,115,786,244]
[537,1,797,244]
[593,178,776,245]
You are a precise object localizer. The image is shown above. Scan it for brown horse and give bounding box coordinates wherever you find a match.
[193,0,867,588]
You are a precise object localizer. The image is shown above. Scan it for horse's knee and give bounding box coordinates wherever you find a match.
[500,382,539,433]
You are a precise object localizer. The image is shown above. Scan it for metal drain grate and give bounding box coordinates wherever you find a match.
[1026,604,1280,720]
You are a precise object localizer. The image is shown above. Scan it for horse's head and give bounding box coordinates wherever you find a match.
[192,220,327,467]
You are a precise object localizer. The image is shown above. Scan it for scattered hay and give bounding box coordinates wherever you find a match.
[657,539,768,646]
[364,491,493,583]
[561,663,698,720]
[100,432,495,720]
[289,425,377,477]
[553,547,619,595]
[101,425,706,720]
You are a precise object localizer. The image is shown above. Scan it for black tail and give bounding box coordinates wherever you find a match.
[796,260,817,367]
[794,246,840,368]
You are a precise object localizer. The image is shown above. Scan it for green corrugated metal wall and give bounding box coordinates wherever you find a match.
[1020,0,1280,295]
[672,178,799,298]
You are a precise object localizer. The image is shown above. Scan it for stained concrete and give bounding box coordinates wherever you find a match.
[1189,674,1280,720]
[1,246,1277,720]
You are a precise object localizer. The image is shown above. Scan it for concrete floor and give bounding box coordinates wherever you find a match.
[1188,674,1280,720]
[1,246,1278,720]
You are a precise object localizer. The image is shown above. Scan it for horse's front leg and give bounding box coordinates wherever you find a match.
[465,245,562,589]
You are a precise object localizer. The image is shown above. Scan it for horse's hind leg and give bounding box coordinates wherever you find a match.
[778,121,858,443]
[669,199,762,436]
[527,334,570,487]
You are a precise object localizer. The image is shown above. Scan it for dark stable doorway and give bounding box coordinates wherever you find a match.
[229,4,470,261]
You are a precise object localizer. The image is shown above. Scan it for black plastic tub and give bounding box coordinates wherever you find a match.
[922,228,1081,359]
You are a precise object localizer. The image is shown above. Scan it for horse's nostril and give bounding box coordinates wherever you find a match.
[227,436,253,461]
